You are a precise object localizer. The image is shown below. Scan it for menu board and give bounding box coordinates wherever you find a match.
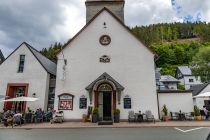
[59,100,72,110]
[58,93,74,110]
[79,98,87,109]
[124,97,131,109]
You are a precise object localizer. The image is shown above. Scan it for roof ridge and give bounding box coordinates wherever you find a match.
[23,42,56,65]
[23,42,57,75]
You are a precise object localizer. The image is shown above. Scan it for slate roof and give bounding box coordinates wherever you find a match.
[190,82,210,96]
[25,43,57,76]
[86,72,124,92]
[0,49,5,64]
[2,42,57,76]
[177,66,192,76]
[159,75,179,83]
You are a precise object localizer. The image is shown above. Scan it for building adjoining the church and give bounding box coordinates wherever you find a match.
[0,43,56,112]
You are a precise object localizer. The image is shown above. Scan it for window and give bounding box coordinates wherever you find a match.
[189,79,194,83]
[18,55,25,73]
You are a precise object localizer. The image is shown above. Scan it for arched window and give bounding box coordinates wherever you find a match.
[98,84,112,91]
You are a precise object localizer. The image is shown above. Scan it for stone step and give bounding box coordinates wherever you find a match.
[98,121,113,125]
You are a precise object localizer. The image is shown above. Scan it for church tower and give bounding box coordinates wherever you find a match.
[85,0,125,23]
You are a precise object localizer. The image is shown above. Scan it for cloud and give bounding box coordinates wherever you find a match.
[0,0,209,57]
[0,0,86,57]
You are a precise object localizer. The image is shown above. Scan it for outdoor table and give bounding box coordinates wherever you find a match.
[178,113,185,121]
[135,113,144,122]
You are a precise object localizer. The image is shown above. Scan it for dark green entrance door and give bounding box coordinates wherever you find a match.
[103,92,112,120]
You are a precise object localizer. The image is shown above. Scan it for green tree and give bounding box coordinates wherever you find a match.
[192,46,210,82]
[40,42,63,63]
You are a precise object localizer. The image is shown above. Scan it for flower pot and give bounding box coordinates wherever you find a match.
[163,116,169,121]
[195,116,202,121]
[92,114,98,123]
[82,114,87,122]
[114,113,120,123]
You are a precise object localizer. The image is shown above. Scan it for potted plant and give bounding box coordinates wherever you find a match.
[162,104,169,121]
[194,105,201,121]
[114,109,120,123]
[92,108,99,123]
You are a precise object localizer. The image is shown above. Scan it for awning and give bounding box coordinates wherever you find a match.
[1,96,39,102]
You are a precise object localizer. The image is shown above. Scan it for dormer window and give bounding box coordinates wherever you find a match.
[18,55,25,73]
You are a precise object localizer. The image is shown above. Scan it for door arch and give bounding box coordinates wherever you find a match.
[94,82,116,121]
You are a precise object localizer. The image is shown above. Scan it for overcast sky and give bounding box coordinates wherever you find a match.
[0,0,209,57]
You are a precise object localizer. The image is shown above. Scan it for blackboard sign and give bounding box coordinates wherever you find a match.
[124,98,131,109]
[79,98,87,109]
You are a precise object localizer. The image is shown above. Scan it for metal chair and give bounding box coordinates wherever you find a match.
[128,111,136,122]
[24,113,32,123]
[145,110,155,123]
[185,112,194,120]
[170,112,179,120]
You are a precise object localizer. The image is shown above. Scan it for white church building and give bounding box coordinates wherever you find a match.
[54,0,159,121]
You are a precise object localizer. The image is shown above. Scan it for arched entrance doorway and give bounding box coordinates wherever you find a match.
[86,72,124,121]
[96,83,115,121]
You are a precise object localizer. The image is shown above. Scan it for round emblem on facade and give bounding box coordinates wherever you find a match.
[99,35,111,46]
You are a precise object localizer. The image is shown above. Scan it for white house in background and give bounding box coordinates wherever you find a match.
[158,90,193,118]
[54,0,159,121]
[175,66,202,90]
[0,42,56,112]
[191,82,210,110]
[159,75,179,90]
[0,49,5,64]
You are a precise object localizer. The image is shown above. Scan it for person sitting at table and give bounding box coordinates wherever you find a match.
[203,106,209,119]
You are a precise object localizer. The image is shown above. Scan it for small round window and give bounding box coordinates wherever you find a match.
[99,35,111,46]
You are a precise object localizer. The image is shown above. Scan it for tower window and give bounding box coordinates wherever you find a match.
[18,55,25,73]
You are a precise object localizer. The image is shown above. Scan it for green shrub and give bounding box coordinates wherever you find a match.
[92,108,98,115]
[194,105,201,116]
[162,104,168,116]
[114,109,120,114]
[177,83,185,90]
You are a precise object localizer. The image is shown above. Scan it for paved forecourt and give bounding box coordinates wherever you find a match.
[0,127,210,140]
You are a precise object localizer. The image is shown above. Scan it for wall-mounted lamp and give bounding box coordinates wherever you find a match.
[64,59,67,65]
[103,22,107,28]
[32,93,36,97]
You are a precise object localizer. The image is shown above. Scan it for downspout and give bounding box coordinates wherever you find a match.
[156,91,160,120]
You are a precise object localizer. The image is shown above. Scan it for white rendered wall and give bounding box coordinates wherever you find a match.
[194,84,210,109]
[55,10,159,120]
[183,76,202,90]
[0,44,50,111]
[158,92,194,118]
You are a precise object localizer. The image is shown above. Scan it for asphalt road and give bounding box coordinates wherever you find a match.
[0,127,209,140]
